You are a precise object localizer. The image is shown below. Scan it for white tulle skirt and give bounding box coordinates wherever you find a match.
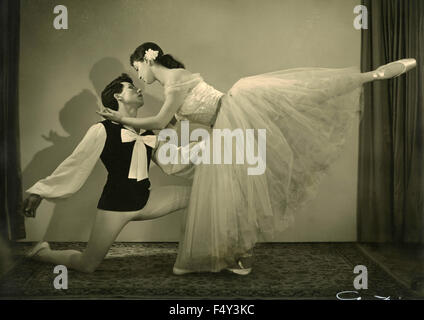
[174,67,365,272]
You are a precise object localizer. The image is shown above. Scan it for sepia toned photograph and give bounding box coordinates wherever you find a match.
[0,0,423,307]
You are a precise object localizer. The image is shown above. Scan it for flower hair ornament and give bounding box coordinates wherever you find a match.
[144,49,159,62]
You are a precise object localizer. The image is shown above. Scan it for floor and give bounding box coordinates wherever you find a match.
[358,243,424,295]
[0,242,423,299]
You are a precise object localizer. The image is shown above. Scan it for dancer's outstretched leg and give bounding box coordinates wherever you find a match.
[303,58,417,104]
[32,186,191,273]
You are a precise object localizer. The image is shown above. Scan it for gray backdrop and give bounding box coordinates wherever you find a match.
[19,0,361,242]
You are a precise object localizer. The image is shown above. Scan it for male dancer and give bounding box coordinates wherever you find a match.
[23,73,195,273]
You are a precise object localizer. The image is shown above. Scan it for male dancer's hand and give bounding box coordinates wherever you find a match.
[23,194,43,218]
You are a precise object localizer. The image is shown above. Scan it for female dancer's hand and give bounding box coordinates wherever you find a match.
[96,108,122,123]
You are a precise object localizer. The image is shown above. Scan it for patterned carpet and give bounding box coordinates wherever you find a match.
[0,242,419,299]
[358,243,424,293]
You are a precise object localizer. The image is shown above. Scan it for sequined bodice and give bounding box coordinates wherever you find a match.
[165,74,224,126]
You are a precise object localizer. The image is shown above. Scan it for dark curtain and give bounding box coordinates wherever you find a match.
[358,0,424,243]
[0,0,26,241]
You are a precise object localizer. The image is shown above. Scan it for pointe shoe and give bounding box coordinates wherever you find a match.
[26,241,50,258]
[373,58,417,80]
[226,260,252,276]
[173,267,194,275]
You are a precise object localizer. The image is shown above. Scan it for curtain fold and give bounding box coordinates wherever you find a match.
[358,0,424,243]
[0,0,26,241]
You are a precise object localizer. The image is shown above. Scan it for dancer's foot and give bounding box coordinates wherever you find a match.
[26,241,50,259]
[238,251,254,268]
[373,58,417,80]
[173,267,195,275]
[226,260,252,276]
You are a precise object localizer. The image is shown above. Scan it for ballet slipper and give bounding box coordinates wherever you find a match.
[226,260,252,276]
[172,267,195,275]
[26,241,50,258]
[373,58,417,80]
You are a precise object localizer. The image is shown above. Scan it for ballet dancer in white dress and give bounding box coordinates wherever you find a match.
[98,42,417,275]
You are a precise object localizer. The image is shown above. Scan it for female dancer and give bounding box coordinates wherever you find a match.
[98,42,416,275]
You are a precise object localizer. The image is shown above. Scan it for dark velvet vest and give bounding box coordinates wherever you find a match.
[97,120,153,211]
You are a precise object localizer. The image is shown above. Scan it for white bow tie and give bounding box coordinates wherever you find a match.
[121,128,157,181]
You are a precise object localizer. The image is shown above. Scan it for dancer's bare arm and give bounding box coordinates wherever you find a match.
[151,122,206,179]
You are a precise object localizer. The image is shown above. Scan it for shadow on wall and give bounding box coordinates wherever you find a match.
[22,57,186,241]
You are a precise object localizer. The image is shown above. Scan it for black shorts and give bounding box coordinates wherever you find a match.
[97,177,151,212]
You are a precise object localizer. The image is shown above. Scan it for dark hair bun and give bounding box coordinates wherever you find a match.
[130,42,185,70]
[158,54,185,69]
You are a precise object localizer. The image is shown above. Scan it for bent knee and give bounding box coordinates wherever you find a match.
[74,256,101,273]
[79,262,99,273]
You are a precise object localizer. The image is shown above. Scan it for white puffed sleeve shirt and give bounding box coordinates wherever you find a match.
[26,123,197,199]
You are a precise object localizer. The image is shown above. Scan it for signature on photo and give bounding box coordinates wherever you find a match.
[336,291,401,300]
